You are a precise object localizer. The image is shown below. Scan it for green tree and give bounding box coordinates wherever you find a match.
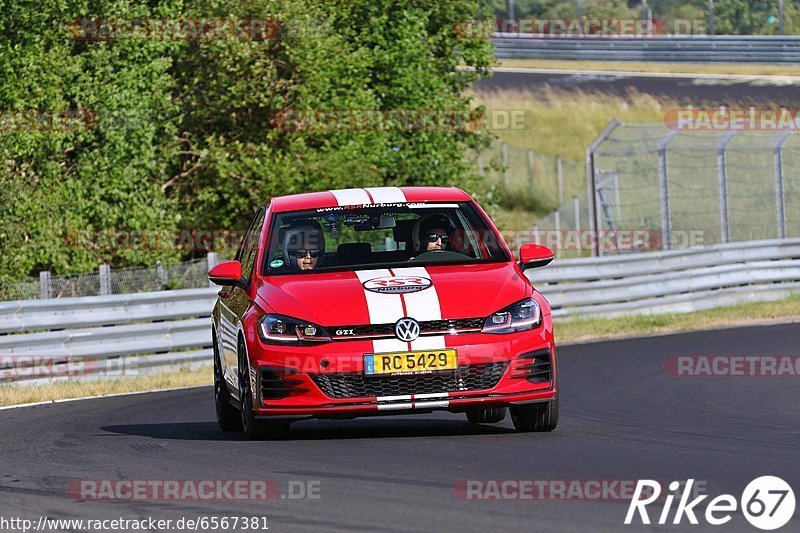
[0,0,496,281]
[0,0,183,283]
[169,0,496,234]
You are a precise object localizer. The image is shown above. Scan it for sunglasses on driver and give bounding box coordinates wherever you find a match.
[426,233,449,244]
[292,249,322,258]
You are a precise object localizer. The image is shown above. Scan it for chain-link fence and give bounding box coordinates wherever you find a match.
[535,120,800,257]
[473,141,584,213]
[0,256,218,302]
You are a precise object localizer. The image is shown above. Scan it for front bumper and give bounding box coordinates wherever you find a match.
[246,317,557,421]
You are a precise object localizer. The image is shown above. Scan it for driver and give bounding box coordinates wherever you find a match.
[282,221,325,271]
[415,214,455,255]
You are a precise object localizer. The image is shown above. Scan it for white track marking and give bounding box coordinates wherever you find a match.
[0,385,207,411]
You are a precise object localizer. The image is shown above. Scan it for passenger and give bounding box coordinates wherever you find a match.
[283,222,325,271]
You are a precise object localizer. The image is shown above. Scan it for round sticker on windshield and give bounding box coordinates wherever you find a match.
[363,276,432,294]
[269,259,284,268]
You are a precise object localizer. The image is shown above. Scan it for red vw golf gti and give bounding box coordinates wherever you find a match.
[209,187,558,439]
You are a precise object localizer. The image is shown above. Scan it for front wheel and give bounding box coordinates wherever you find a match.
[510,398,559,432]
[214,331,240,431]
[238,340,291,440]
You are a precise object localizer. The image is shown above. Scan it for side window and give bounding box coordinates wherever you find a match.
[238,207,266,283]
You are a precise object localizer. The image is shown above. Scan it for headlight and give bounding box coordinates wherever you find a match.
[481,298,541,334]
[258,314,332,344]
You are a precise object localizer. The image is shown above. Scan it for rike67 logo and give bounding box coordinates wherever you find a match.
[626,477,796,530]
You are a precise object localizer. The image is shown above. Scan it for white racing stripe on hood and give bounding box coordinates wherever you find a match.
[355,269,407,352]
[331,188,372,206]
[391,267,446,351]
[365,187,406,203]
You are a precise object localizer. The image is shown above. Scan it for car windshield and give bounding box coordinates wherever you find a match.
[262,202,510,275]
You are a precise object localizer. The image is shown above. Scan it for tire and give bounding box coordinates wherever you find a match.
[213,331,241,432]
[238,339,291,440]
[510,398,559,432]
[466,407,507,424]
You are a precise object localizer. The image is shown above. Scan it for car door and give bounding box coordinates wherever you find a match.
[219,206,266,394]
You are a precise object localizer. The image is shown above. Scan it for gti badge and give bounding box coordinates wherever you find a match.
[395,317,421,342]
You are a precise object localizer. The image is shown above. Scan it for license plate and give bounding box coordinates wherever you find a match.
[364,349,458,376]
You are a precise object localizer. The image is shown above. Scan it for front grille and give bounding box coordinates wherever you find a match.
[311,362,508,399]
[331,318,484,340]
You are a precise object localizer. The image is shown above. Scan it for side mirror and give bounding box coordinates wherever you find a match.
[519,243,554,270]
[208,260,246,288]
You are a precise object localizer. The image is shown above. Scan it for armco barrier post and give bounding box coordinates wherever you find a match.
[99,264,111,295]
[774,131,792,239]
[39,271,51,300]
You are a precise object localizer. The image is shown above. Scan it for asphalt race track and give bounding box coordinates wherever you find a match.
[1,322,798,532]
[475,68,800,105]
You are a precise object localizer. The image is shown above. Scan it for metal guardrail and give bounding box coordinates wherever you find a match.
[0,288,217,335]
[492,35,800,63]
[0,288,217,384]
[530,238,800,317]
[1,239,798,383]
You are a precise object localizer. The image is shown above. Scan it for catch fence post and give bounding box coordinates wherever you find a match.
[774,131,792,239]
[716,132,736,243]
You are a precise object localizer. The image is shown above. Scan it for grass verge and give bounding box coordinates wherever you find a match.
[498,59,800,77]
[473,87,678,161]
[0,365,212,408]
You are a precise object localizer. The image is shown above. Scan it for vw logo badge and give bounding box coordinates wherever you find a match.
[395,317,420,342]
